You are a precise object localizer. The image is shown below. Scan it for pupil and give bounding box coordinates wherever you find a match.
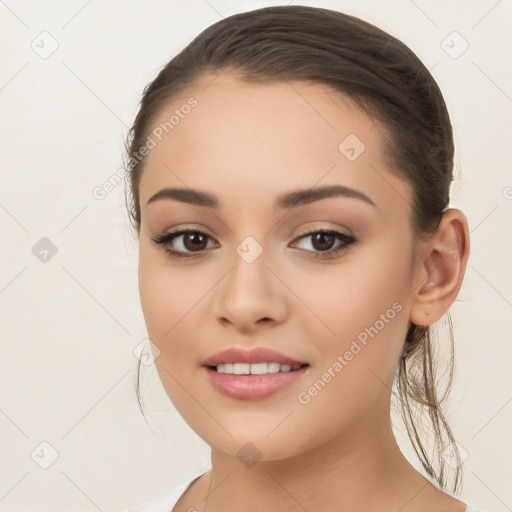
[184,232,207,251]
[312,232,335,251]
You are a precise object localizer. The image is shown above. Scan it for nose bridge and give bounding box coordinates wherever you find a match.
[214,234,288,329]
[227,235,272,304]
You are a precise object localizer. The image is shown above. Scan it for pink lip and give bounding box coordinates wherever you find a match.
[204,365,309,401]
[202,347,306,367]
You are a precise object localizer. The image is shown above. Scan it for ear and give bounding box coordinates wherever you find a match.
[410,208,470,326]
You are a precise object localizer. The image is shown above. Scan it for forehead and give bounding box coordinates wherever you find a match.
[138,74,410,213]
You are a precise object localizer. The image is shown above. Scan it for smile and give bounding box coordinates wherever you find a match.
[214,362,304,374]
[204,364,310,401]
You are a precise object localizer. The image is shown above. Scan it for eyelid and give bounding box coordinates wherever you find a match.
[165,223,215,235]
[159,225,218,242]
[293,222,354,239]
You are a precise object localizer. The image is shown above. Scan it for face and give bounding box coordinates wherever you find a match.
[137,74,421,461]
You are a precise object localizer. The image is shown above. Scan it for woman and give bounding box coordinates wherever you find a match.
[124,6,482,511]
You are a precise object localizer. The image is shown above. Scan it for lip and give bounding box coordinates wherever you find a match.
[204,365,309,401]
[202,347,306,367]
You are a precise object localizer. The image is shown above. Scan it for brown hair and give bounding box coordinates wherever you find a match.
[125,5,461,492]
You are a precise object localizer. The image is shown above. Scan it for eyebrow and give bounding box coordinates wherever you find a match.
[146,184,376,210]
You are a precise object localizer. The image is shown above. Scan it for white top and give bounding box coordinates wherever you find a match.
[124,474,202,512]
[124,473,486,512]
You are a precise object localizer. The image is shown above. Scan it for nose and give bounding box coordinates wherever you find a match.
[213,247,289,334]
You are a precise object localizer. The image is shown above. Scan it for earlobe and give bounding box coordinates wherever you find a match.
[410,209,470,326]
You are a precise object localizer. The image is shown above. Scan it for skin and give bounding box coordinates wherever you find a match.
[137,74,470,512]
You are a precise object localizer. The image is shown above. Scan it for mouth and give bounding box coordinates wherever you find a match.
[203,362,310,401]
[207,362,310,375]
[201,346,310,400]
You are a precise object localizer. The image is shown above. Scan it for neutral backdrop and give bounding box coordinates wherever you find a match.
[1,1,511,511]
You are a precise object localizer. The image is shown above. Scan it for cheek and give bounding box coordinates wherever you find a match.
[288,242,412,390]
[137,244,222,387]
[138,263,181,340]
[138,245,200,356]
[291,243,411,340]
[138,254,206,420]
[288,271,409,449]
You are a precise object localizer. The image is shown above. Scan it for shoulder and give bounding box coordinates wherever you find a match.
[123,473,204,512]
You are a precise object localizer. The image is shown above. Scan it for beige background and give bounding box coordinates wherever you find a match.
[0,0,510,510]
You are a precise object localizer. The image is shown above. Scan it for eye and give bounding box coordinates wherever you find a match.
[151,229,218,259]
[151,228,357,260]
[292,229,357,259]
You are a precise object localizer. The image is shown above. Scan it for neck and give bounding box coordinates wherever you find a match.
[200,398,434,512]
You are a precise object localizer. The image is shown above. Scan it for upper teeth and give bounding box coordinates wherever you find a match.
[216,362,302,375]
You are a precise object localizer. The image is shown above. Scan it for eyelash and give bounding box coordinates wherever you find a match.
[151,228,357,260]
